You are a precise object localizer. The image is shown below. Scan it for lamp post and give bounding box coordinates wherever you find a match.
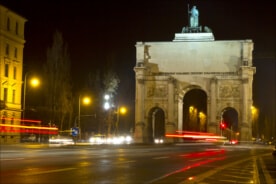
[115,106,127,135]
[22,73,40,120]
[251,105,259,139]
[78,95,91,140]
[103,94,112,136]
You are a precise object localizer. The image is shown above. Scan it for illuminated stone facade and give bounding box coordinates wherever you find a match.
[0,5,27,143]
[133,31,256,143]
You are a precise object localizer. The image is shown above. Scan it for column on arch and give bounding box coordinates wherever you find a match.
[166,77,176,135]
[208,78,217,134]
[240,78,252,142]
[134,78,146,143]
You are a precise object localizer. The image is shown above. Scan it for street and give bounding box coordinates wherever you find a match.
[0,143,275,184]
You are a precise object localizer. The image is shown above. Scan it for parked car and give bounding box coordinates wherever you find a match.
[21,134,36,142]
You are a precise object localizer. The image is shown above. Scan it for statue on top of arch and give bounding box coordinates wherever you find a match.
[182,5,212,34]
[189,5,199,28]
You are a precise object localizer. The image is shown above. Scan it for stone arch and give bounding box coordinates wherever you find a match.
[133,37,255,143]
[147,107,165,143]
[220,107,240,141]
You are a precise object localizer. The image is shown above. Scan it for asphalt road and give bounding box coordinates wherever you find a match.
[0,143,275,184]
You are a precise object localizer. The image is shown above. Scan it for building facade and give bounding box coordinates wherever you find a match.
[0,5,27,143]
[133,8,256,143]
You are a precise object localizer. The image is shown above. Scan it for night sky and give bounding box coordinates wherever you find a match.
[1,0,275,126]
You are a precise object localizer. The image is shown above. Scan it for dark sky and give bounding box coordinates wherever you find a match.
[1,0,275,122]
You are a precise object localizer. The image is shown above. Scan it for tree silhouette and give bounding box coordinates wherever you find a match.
[43,30,73,130]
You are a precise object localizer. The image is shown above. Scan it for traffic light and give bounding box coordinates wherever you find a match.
[220,122,226,130]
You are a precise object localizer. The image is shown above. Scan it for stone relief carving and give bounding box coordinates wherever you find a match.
[147,85,168,98]
[219,85,240,98]
[137,78,145,84]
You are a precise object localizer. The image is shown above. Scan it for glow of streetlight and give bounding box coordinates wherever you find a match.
[251,106,258,116]
[119,106,127,114]
[189,106,194,113]
[104,102,110,110]
[30,78,40,87]
[82,97,91,105]
[114,106,128,135]
[104,94,110,100]
[103,94,112,110]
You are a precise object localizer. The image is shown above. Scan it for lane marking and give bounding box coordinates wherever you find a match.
[153,156,169,160]
[1,157,25,161]
[116,160,136,164]
[19,168,77,176]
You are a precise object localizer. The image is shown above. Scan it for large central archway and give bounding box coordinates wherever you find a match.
[182,88,207,132]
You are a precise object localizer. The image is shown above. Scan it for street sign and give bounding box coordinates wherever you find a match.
[71,127,79,137]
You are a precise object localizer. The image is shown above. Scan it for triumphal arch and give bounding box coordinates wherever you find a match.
[133,6,256,143]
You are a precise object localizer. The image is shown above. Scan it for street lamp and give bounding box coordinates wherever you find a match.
[115,106,127,135]
[251,105,259,139]
[78,95,91,140]
[103,94,111,110]
[22,73,40,120]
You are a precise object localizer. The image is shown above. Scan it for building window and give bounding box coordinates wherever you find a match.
[13,67,17,79]
[4,88,8,102]
[12,90,16,103]
[5,64,9,77]
[15,22,19,35]
[5,44,9,56]
[14,48,18,58]
[2,112,7,124]
[7,18,10,31]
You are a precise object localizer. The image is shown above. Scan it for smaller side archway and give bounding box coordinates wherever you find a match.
[147,107,165,143]
[221,107,239,141]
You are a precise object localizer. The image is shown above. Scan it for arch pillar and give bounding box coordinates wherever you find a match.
[240,77,252,142]
[178,98,183,132]
[133,65,147,143]
[167,77,176,135]
[208,78,217,134]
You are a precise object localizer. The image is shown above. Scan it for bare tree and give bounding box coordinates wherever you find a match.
[43,30,73,130]
[103,69,120,97]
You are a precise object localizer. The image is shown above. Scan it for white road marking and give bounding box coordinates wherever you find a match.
[1,157,25,161]
[19,168,77,176]
[153,156,169,159]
